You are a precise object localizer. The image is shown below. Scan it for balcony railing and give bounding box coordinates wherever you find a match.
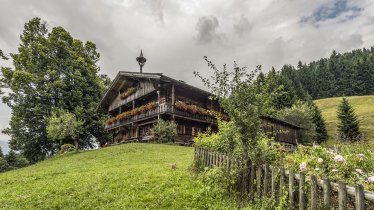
[105,103,216,129]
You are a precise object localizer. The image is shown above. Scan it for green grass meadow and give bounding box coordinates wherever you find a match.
[0,143,235,209]
[315,95,374,145]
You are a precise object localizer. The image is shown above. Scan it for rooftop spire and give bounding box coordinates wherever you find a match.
[136,50,147,73]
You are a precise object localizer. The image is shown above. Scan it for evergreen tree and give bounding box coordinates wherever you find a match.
[337,98,362,141]
[0,18,111,163]
[309,102,328,143]
[0,147,3,157]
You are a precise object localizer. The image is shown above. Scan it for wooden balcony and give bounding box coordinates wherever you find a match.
[105,103,216,130]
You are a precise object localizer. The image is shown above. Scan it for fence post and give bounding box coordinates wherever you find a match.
[323,178,331,210]
[264,163,269,196]
[338,181,347,210]
[355,184,364,210]
[310,175,318,210]
[271,166,276,200]
[209,151,213,167]
[250,163,255,197]
[279,167,285,200]
[289,169,295,209]
[299,172,306,210]
[256,166,262,197]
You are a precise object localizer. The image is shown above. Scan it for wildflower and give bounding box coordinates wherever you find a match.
[300,162,307,171]
[355,169,363,174]
[318,158,323,163]
[315,167,320,171]
[332,169,338,172]
[357,153,365,161]
[368,176,374,183]
[333,155,345,162]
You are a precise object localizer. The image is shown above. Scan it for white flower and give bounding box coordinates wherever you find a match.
[368,176,374,183]
[300,162,307,171]
[355,169,363,174]
[318,158,323,163]
[357,153,365,161]
[333,155,345,162]
[332,169,338,172]
[315,167,320,171]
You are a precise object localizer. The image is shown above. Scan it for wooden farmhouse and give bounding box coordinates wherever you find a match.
[97,71,301,148]
[97,50,300,148]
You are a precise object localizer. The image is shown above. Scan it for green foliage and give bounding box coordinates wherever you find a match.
[337,98,362,141]
[194,57,279,164]
[150,119,177,143]
[0,147,3,158]
[1,150,29,172]
[310,102,328,143]
[0,157,9,172]
[0,143,236,209]
[0,17,111,163]
[277,101,316,144]
[275,48,374,100]
[283,144,374,191]
[59,144,77,154]
[194,121,241,156]
[47,109,83,148]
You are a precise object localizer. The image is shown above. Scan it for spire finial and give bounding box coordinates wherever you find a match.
[136,50,146,73]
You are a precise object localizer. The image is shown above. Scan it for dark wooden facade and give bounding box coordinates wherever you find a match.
[97,71,301,147]
[97,72,220,145]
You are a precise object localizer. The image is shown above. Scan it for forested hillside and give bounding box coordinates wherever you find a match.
[276,47,374,100]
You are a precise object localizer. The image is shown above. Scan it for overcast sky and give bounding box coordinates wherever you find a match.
[1,0,374,153]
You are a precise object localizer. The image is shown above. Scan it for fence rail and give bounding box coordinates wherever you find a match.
[194,147,374,210]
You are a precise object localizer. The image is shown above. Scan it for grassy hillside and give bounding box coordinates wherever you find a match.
[315,95,374,145]
[0,143,235,209]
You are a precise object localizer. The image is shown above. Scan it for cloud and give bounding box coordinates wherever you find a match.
[233,15,251,36]
[301,0,362,26]
[195,16,225,44]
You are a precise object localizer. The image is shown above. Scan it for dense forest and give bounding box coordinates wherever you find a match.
[268,47,374,100]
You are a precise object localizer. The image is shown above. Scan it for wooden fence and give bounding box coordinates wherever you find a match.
[194,147,374,210]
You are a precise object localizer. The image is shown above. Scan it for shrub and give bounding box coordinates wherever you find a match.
[60,144,77,153]
[150,119,177,143]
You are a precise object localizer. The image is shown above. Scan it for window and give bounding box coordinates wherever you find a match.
[192,127,201,136]
[177,125,185,134]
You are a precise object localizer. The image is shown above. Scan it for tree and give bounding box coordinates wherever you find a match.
[47,109,84,149]
[0,157,9,172]
[277,101,316,144]
[150,119,177,143]
[337,98,362,141]
[309,102,328,143]
[0,17,111,163]
[194,57,279,193]
[0,147,3,158]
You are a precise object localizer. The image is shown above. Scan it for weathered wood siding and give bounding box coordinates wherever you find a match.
[109,80,156,111]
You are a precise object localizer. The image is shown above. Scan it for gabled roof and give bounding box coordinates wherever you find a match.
[261,116,302,129]
[97,71,212,111]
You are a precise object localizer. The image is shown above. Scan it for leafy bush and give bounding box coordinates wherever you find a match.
[194,121,241,156]
[0,157,9,172]
[150,119,177,143]
[60,144,77,154]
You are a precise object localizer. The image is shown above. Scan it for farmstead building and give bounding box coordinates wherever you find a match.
[97,52,301,147]
[97,71,221,145]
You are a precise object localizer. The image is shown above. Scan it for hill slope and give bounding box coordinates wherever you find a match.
[315,95,374,144]
[0,144,235,209]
